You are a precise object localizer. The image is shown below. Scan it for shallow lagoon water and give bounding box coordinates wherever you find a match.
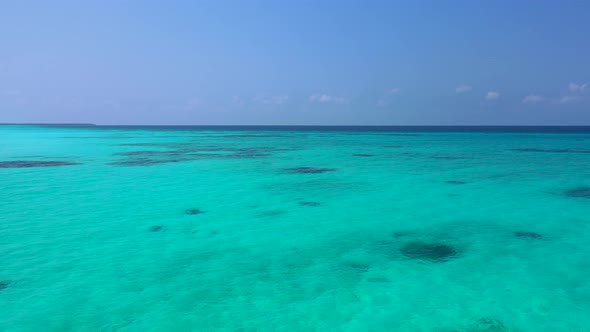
[1,125,590,331]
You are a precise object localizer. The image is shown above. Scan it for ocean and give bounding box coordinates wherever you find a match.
[1,125,590,331]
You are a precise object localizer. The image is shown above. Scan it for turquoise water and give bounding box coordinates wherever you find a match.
[2,125,590,331]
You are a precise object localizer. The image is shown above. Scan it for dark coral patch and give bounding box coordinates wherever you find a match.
[563,186,590,198]
[110,143,285,166]
[228,149,273,159]
[256,210,285,217]
[284,167,336,174]
[149,225,164,232]
[114,151,177,157]
[430,155,468,160]
[468,318,507,331]
[0,280,9,291]
[0,161,80,168]
[353,154,374,157]
[117,142,192,148]
[110,158,184,166]
[222,134,292,138]
[399,241,459,262]
[446,180,467,185]
[387,133,421,137]
[346,263,370,273]
[514,231,543,239]
[185,209,205,215]
[299,201,321,207]
[513,148,590,154]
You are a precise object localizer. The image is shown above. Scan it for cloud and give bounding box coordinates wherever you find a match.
[522,95,546,103]
[485,91,499,100]
[557,95,581,104]
[269,95,289,104]
[455,85,472,93]
[254,94,289,105]
[568,82,587,93]
[388,88,399,94]
[231,95,244,106]
[309,94,349,104]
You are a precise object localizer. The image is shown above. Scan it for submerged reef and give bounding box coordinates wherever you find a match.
[222,134,293,138]
[430,155,469,160]
[352,153,374,157]
[284,167,336,174]
[0,280,10,291]
[391,231,408,238]
[514,231,543,239]
[446,180,467,184]
[563,186,590,198]
[149,225,164,232]
[110,158,184,166]
[344,263,370,273]
[385,133,421,137]
[467,318,507,332]
[445,317,507,332]
[185,209,205,215]
[0,161,80,168]
[256,210,285,217]
[399,241,459,262]
[512,148,590,154]
[298,201,321,207]
[109,142,290,166]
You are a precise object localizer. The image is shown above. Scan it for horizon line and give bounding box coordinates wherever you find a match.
[4,123,590,127]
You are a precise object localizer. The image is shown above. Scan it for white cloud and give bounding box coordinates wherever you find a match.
[557,95,581,104]
[568,82,587,93]
[254,95,289,105]
[231,95,244,106]
[522,95,546,103]
[269,95,289,104]
[309,94,349,104]
[485,91,499,100]
[455,85,472,93]
[388,88,399,94]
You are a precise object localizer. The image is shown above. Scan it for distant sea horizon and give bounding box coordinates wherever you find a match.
[3,123,590,133]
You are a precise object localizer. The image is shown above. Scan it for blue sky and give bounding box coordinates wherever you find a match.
[1,0,589,125]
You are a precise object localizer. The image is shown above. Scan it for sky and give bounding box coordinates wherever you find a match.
[1,0,589,125]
